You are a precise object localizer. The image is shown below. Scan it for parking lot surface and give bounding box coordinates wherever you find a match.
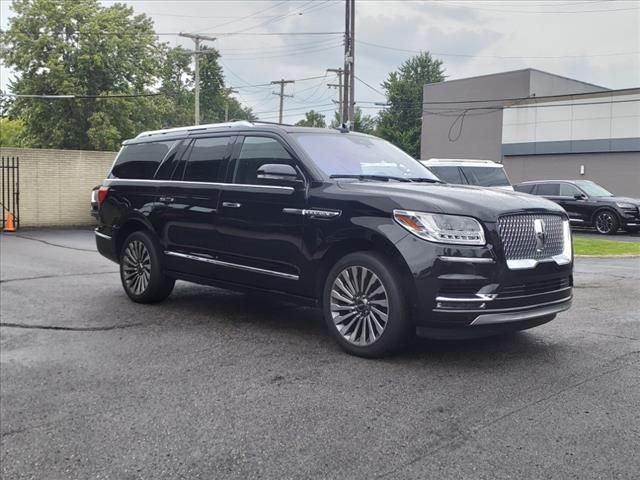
[1,229,639,479]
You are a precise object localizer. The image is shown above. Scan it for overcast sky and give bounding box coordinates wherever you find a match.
[1,0,639,123]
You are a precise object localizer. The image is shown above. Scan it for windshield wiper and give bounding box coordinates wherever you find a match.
[330,174,411,183]
[408,177,444,184]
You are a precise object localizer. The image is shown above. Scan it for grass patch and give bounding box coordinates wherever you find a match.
[573,237,640,256]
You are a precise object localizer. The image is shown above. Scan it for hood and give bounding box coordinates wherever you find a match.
[597,196,640,206]
[336,181,565,222]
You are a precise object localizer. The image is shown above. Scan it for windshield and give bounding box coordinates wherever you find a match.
[574,180,613,197]
[460,166,511,187]
[291,133,439,181]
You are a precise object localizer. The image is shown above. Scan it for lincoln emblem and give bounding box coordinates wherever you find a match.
[534,219,546,252]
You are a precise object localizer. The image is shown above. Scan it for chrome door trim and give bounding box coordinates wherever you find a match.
[283,208,341,218]
[104,178,294,193]
[164,250,299,280]
[222,202,242,208]
[438,256,495,264]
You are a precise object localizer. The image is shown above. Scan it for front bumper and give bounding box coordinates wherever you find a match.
[393,226,573,338]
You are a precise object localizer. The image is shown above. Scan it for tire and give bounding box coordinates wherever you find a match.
[322,251,412,358]
[119,230,175,303]
[594,210,619,235]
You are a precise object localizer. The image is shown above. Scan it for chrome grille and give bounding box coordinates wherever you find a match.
[498,214,564,260]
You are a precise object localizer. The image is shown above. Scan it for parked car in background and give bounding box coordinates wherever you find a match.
[515,180,640,235]
[421,158,513,190]
[95,121,573,358]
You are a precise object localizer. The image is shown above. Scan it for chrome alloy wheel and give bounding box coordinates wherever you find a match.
[122,240,151,295]
[330,266,389,346]
[595,211,615,234]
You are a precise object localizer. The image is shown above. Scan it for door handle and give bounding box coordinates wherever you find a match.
[159,196,174,203]
[222,202,242,208]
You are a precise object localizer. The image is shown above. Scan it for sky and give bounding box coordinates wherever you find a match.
[1,0,639,123]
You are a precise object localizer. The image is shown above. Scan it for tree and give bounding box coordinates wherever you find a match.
[376,52,445,158]
[0,118,25,147]
[158,46,195,128]
[296,110,327,128]
[330,107,376,134]
[0,0,167,150]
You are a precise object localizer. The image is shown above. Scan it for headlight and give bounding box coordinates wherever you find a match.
[393,210,485,245]
[615,202,635,209]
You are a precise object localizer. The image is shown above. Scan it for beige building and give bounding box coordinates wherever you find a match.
[0,147,116,228]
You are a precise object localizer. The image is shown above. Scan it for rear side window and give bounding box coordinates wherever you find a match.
[111,141,175,179]
[427,166,465,185]
[535,183,560,196]
[183,137,231,182]
[460,167,510,187]
[515,184,535,194]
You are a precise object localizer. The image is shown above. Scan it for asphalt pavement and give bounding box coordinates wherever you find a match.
[1,229,639,479]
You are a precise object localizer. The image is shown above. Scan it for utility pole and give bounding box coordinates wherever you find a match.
[343,0,355,127]
[327,68,343,126]
[178,32,217,125]
[224,87,239,122]
[343,0,351,127]
[348,0,355,125]
[271,79,294,124]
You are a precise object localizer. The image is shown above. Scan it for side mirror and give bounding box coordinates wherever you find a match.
[574,193,587,200]
[256,164,303,187]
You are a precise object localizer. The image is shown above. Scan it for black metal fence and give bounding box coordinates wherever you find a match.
[1,156,20,230]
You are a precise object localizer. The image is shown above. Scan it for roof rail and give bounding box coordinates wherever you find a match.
[425,158,498,164]
[135,120,254,138]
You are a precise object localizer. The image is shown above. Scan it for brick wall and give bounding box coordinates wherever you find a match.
[0,147,117,227]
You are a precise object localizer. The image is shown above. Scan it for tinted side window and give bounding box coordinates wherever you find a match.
[111,141,175,179]
[535,183,560,196]
[560,183,581,197]
[233,137,297,185]
[184,137,231,182]
[428,166,465,184]
[515,184,535,194]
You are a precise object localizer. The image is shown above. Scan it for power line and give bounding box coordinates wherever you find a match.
[355,39,640,59]
[434,1,640,14]
[2,93,164,99]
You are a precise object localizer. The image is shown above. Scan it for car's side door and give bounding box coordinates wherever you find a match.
[212,135,309,295]
[557,183,592,224]
[155,135,235,277]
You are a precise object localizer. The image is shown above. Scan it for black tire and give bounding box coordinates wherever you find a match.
[322,251,412,358]
[594,210,619,235]
[119,230,175,303]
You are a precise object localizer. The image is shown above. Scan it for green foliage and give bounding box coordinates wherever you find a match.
[296,110,327,128]
[0,118,26,147]
[329,107,376,134]
[376,52,445,158]
[0,0,253,150]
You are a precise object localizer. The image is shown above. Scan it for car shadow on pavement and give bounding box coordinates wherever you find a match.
[140,283,560,365]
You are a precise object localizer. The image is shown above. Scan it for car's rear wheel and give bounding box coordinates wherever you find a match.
[594,210,619,235]
[120,231,175,303]
[323,252,412,358]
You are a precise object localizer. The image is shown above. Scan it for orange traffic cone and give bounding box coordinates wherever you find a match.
[3,212,17,232]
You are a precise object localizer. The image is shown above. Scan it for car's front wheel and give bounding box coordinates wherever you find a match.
[594,210,619,235]
[322,252,412,358]
[120,231,175,303]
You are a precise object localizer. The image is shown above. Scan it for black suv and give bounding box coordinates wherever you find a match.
[515,180,640,235]
[96,122,573,357]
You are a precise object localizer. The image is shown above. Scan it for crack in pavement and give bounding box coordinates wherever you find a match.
[0,322,143,331]
[11,234,97,252]
[1,271,118,284]
[376,350,640,479]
